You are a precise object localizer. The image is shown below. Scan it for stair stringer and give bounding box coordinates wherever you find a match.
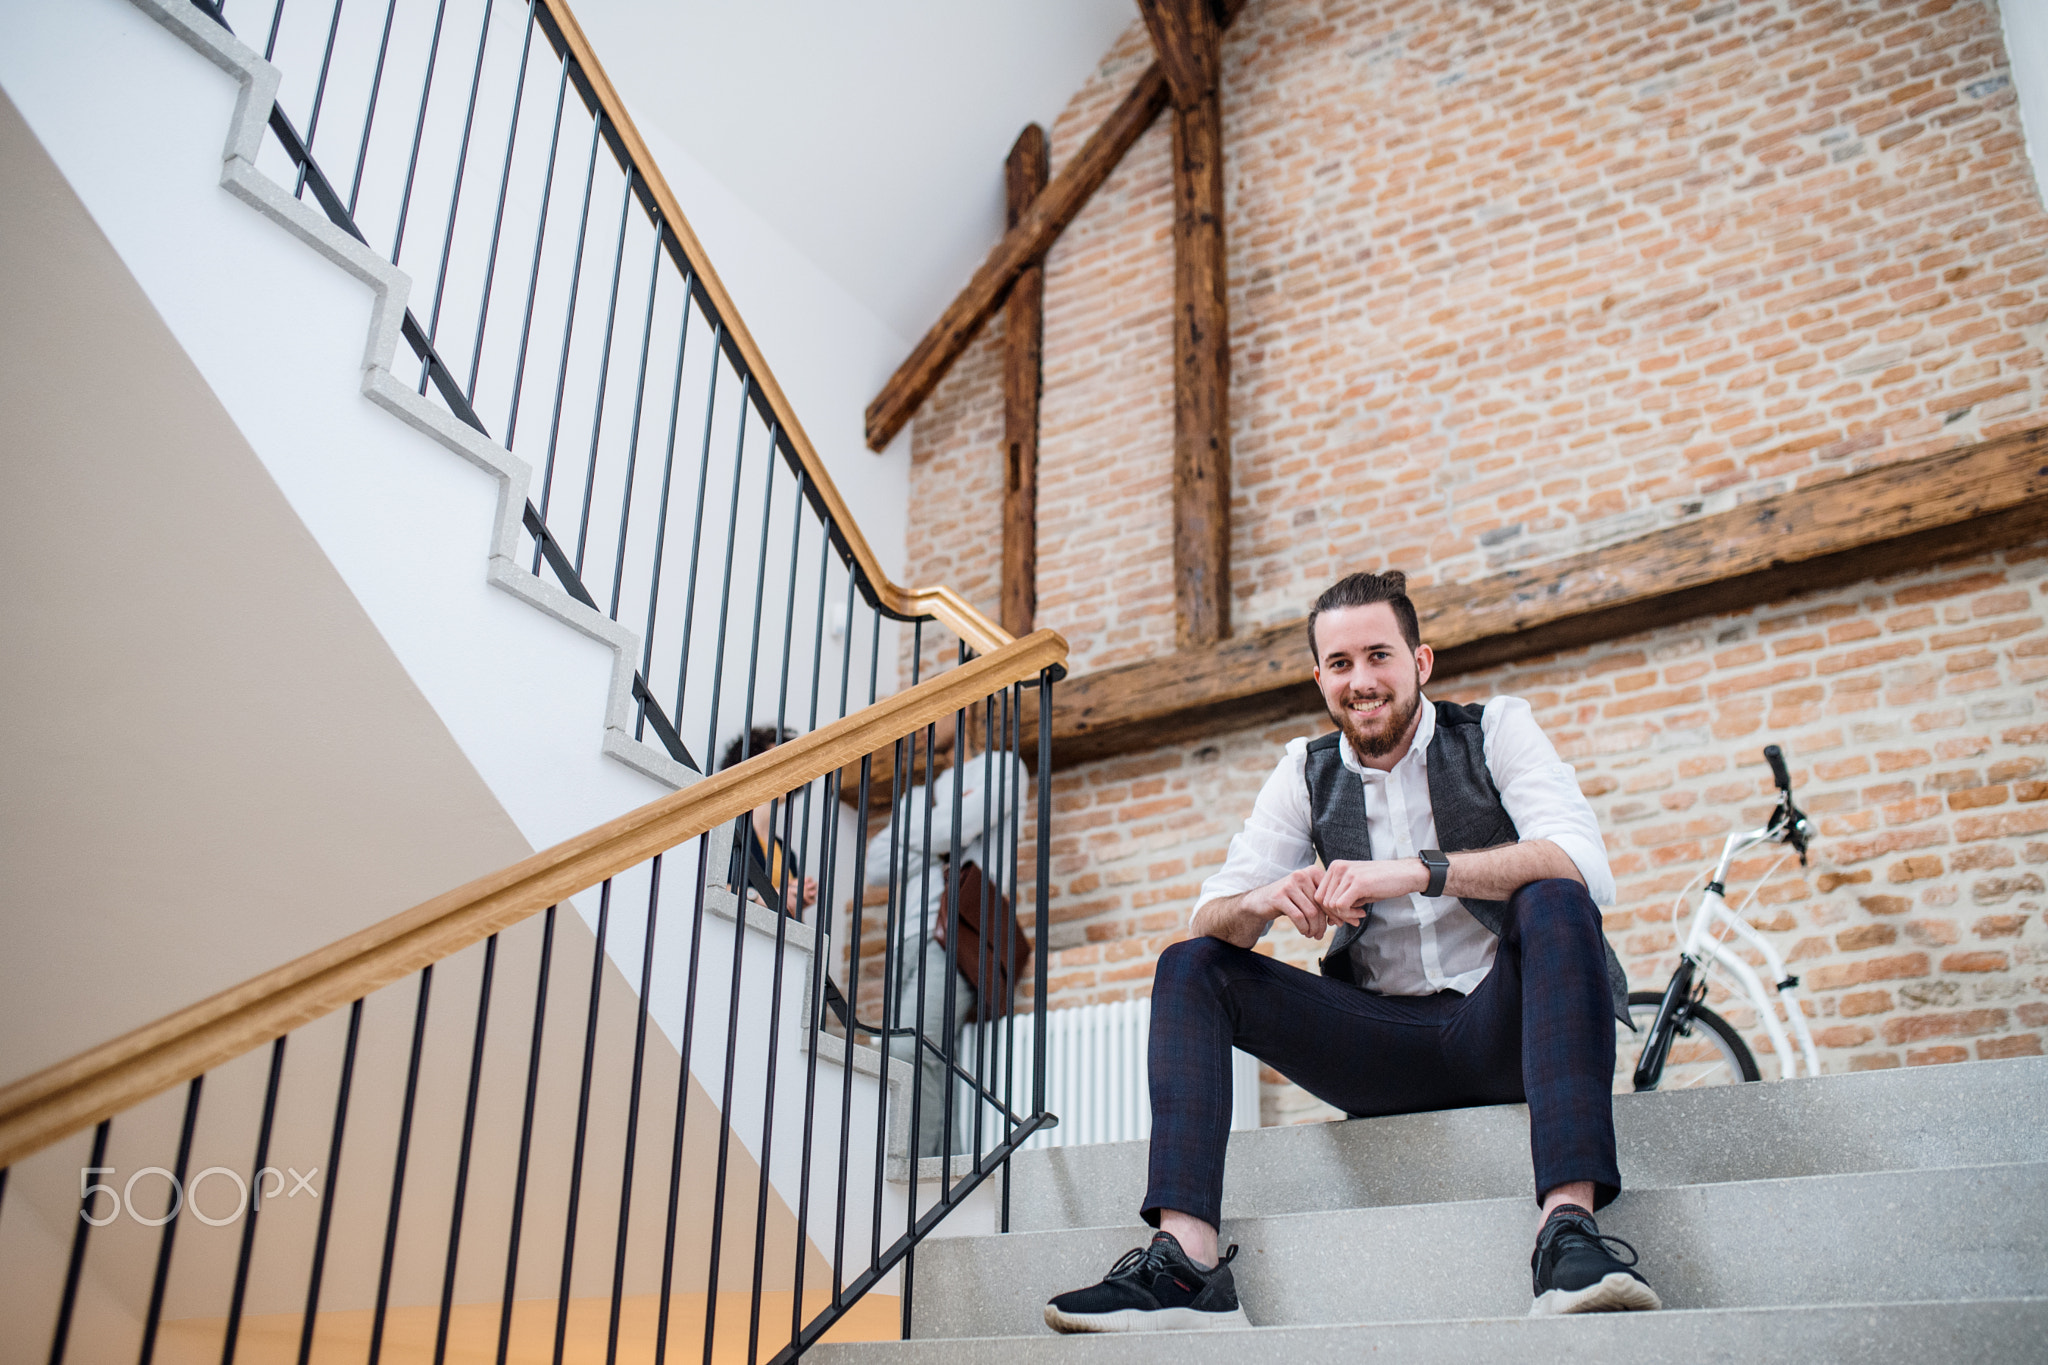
[129,0,696,799]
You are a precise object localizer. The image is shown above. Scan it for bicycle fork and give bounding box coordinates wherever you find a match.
[1681,887,1821,1081]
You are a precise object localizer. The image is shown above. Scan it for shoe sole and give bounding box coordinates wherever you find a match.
[1528,1272,1664,1316]
[1044,1304,1253,1334]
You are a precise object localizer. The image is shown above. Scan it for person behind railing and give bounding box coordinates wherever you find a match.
[722,725,818,919]
[863,727,1025,1158]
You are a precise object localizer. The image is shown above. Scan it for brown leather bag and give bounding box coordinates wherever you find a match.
[935,861,1031,1022]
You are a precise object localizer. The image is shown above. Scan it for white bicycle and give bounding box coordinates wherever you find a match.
[1619,744,1821,1091]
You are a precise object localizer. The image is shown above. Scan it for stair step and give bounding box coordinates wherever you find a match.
[812,1298,2048,1364]
[1009,1056,2048,1231]
[904,1161,2048,1338]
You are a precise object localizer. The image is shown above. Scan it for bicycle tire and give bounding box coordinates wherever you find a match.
[1619,989,1760,1092]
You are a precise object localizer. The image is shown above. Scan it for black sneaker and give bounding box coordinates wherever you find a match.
[1044,1231,1251,1333]
[1529,1205,1662,1315]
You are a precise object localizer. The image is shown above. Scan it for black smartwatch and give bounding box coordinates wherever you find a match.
[1419,849,1450,898]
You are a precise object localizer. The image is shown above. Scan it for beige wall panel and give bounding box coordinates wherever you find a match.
[0,89,535,1088]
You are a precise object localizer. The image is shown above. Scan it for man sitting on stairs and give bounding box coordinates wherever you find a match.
[1045,570,1661,1332]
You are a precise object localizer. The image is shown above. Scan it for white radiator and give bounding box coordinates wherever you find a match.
[959,999,1262,1150]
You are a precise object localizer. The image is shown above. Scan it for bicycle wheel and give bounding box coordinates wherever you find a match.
[1616,990,1759,1092]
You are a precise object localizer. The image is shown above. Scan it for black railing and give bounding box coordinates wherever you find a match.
[204,0,950,781]
[0,1,1064,1361]
[2,667,1058,1364]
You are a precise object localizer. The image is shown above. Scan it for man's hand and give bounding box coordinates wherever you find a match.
[1315,858,1428,923]
[1247,868,1333,941]
[1193,869,1331,947]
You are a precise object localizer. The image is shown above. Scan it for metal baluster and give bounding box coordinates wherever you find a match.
[605,858,663,1365]
[634,262,698,743]
[295,1001,362,1365]
[653,834,714,1365]
[788,761,837,1354]
[433,938,497,1365]
[345,0,400,214]
[978,699,1003,1170]
[941,684,970,1177]
[222,1038,288,1365]
[701,841,752,1365]
[421,0,501,352]
[464,0,540,398]
[532,114,607,562]
[706,416,782,1363]
[1034,674,1055,1118]
[571,172,639,575]
[606,220,668,618]
[696,375,754,771]
[748,477,814,1357]
[828,579,879,1304]
[499,54,572,446]
[291,0,347,198]
[1000,683,1023,1217]
[495,905,557,1365]
[47,1119,112,1365]
[669,328,725,728]
[783,515,844,1351]
[552,880,614,1365]
[390,0,453,265]
[368,968,434,1365]
[263,0,286,60]
[748,779,798,1365]
[900,622,939,1336]
[137,1078,204,1365]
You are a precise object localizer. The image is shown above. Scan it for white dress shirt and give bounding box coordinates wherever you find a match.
[1193,696,1613,996]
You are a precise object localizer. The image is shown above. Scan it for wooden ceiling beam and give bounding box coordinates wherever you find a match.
[1031,428,2048,766]
[1137,0,1224,108]
[1139,0,1234,648]
[863,0,1252,453]
[1003,125,1049,639]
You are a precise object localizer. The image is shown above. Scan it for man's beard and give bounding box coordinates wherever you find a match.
[1330,669,1423,759]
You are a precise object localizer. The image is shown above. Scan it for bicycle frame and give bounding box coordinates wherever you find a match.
[1678,822,1821,1080]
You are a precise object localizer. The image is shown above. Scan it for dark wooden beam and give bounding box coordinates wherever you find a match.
[864,69,1167,452]
[1140,0,1233,649]
[1137,0,1224,106]
[1033,427,2048,766]
[863,0,1253,453]
[1003,125,1049,638]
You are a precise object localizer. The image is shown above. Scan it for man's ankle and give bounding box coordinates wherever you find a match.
[1156,1210,1219,1268]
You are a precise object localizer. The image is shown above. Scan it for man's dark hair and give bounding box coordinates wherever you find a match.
[720,724,797,772]
[1306,570,1421,659]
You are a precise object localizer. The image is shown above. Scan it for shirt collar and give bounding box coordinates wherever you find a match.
[1336,693,1435,776]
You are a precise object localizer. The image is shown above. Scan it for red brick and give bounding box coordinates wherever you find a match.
[1806,953,1933,990]
[1979,1035,2045,1059]
[1882,1008,2009,1044]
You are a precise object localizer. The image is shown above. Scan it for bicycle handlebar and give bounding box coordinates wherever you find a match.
[1760,743,1811,864]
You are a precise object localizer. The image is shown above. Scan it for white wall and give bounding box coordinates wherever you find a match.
[0,0,673,855]
[2009,0,2048,203]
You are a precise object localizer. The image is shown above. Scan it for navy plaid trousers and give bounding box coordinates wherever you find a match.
[1142,878,1622,1228]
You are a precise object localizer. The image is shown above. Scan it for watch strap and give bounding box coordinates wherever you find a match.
[1420,849,1450,898]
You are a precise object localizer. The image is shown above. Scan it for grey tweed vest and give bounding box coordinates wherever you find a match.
[1305,701,1630,1023]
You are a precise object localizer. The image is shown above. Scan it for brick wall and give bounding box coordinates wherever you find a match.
[907,0,2047,677]
[892,0,2048,1118]
[1026,548,2048,1123]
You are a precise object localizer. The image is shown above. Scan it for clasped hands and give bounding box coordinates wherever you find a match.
[1249,858,1432,941]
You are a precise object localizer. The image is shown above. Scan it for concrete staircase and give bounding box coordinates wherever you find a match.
[815,1057,2048,1362]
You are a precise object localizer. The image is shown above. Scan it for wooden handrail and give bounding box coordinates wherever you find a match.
[540,0,1009,656]
[0,630,1067,1169]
